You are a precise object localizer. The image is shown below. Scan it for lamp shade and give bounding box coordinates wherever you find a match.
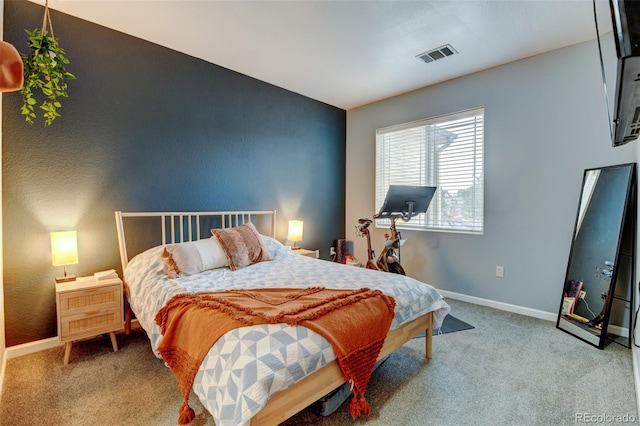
[51,231,78,266]
[287,220,303,242]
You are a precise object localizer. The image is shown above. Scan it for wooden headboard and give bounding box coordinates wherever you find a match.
[114,210,277,273]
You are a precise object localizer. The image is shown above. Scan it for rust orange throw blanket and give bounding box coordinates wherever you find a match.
[154,287,396,424]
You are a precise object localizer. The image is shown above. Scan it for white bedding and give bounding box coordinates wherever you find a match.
[125,236,450,425]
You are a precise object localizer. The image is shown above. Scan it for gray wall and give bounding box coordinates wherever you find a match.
[346,39,635,315]
[2,1,346,346]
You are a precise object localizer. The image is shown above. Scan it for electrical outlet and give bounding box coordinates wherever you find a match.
[330,246,336,256]
[496,265,504,277]
[579,290,586,299]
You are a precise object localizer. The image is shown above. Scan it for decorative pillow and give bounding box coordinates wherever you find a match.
[161,247,181,279]
[163,237,229,277]
[211,222,271,270]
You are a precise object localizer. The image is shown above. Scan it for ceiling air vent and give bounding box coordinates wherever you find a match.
[416,44,457,64]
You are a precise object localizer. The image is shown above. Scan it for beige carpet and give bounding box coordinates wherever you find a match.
[1,298,637,425]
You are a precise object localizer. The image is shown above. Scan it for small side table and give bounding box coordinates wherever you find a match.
[55,276,123,365]
[293,248,320,258]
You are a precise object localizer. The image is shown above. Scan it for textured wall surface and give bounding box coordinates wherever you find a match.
[2,2,346,346]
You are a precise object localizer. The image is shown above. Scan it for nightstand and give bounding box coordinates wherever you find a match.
[294,248,319,258]
[55,276,123,365]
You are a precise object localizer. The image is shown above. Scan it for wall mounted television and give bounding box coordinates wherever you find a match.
[610,0,640,146]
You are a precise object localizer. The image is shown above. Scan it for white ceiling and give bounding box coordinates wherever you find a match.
[31,0,613,110]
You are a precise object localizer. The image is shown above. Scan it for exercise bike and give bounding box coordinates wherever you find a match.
[356,215,406,274]
[356,185,437,275]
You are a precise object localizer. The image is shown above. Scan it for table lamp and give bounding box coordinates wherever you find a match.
[287,220,303,250]
[51,230,78,283]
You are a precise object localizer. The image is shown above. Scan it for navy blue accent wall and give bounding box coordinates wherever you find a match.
[3,1,346,346]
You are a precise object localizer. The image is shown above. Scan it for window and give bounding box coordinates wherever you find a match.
[375,107,484,234]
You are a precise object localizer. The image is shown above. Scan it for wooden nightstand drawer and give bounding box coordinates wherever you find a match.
[56,276,124,364]
[59,284,121,316]
[59,307,123,342]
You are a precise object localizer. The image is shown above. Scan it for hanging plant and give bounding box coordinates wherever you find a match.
[19,0,75,126]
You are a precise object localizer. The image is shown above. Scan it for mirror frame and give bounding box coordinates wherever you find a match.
[556,163,636,349]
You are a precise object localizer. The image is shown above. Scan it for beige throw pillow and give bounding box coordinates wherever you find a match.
[211,222,271,270]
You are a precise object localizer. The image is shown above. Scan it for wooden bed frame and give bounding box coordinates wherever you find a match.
[115,210,277,333]
[114,210,433,425]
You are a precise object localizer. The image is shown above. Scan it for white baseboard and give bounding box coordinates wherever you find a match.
[4,320,141,360]
[440,290,630,338]
[439,289,558,322]
[5,337,61,359]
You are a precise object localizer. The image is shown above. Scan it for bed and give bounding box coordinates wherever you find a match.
[115,210,450,425]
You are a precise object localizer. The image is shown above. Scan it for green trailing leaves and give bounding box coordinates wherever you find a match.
[19,28,75,126]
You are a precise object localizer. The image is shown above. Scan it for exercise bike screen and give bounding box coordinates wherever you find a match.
[376,185,437,218]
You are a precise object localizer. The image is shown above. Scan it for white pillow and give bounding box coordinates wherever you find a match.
[262,235,293,258]
[164,237,228,275]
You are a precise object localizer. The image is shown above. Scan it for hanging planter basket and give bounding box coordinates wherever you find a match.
[20,0,76,126]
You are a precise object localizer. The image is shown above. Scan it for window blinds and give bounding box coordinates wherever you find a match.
[375,107,484,234]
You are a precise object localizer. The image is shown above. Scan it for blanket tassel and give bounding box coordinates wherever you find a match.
[178,401,195,425]
[349,394,371,419]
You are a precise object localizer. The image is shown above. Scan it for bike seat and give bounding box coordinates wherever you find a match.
[358,218,373,224]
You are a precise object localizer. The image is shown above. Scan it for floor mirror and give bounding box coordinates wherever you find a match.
[556,163,636,349]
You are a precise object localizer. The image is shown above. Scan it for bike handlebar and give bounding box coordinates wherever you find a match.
[373,201,415,222]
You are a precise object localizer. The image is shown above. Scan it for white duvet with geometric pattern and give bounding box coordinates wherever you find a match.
[125,236,450,426]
